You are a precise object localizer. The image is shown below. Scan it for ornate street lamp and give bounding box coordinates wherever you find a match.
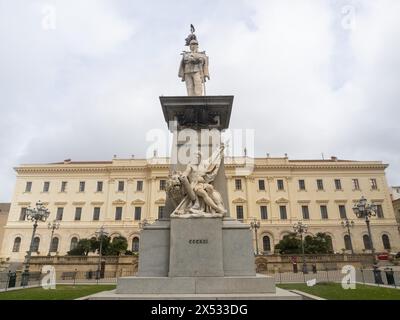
[293,221,308,274]
[95,226,109,280]
[21,201,50,286]
[341,218,355,255]
[47,220,60,256]
[250,218,261,255]
[353,196,377,256]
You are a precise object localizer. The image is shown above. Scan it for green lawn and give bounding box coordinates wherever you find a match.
[278,282,400,300]
[0,285,116,300]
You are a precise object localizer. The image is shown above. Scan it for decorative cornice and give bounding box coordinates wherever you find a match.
[275,197,289,204]
[72,201,86,206]
[155,198,166,204]
[334,199,348,203]
[297,200,311,204]
[17,202,31,206]
[54,201,68,206]
[232,197,247,204]
[91,201,104,205]
[132,199,146,205]
[112,199,126,205]
[256,197,270,204]
[316,200,329,203]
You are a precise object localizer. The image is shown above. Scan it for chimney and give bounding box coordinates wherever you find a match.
[331,156,338,161]
[63,159,71,164]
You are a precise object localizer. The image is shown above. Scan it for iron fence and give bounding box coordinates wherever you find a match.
[270,267,400,288]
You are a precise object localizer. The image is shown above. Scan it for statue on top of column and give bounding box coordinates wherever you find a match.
[178,24,210,96]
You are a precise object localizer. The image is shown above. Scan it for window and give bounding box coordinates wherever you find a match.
[158,206,165,219]
[56,207,64,221]
[344,235,352,251]
[279,206,287,220]
[382,234,391,250]
[134,207,142,221]
[236,206,244,220]
[97,181,103,192]
[115,207,122,220]
[79,181,85,192]
[235,179,242,190]
[43,181,50,192]
[363,235,372,250]
[61,181,67,192]
[339,205,347,219]
[50,237,59,253]
[93,207,100,221]
[263,236,271,253]
[136,180,143,191]
[258,180,265,191]
[132,237,140,252]
[19,207,27,221]
[298,180,306,190]
[74,207,82,221]
[352,179,360,190]
[317,179,324,190]
[260,206,268,220]
[302,206,310,220]
[334,179,342,190]
[12,237,21,252]
[370,179,378,190]
[118,181,124,192]
[159,180,166,191]
[32,237,40,252]
[25,181,32,192]
[320,205,328,219]
[277,179,284,190]
[70,237,78,251]
[376,205,384,218]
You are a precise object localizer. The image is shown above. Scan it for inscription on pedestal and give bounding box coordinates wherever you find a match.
[169,218,224,277]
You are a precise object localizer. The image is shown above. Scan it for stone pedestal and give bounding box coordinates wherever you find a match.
[169,217,224,277]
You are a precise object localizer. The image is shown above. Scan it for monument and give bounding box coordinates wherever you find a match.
[91,26,299,299]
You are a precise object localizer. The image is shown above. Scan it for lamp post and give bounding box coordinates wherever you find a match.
[47,220,60,256]
[95,226,109,280]
[250,218,261,255]
[21,201,50,286]
[341,218,355,255]
[293,221,308,274]
[353,196,377,258]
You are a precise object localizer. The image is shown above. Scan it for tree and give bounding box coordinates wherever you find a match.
[274,232,334,255]
[67,238,96,256]
[67,236,128,256]
[274,233,302,254]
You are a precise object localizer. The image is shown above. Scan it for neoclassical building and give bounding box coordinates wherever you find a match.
[1,155,399,262]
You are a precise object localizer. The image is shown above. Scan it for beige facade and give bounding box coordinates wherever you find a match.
[393,198,400,226]
[1,156,399,262]
[0,203,10,255]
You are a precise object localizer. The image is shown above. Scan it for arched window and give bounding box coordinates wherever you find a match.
[363,235,371,250]
[263,236,271,253]
[32,237,40,252]
[382,234,391,250]
[50,237,59,253]
[326,235,333,252]
[12,237,21,252]
[132,237,140,253]
[344,235,352,251]
[70,237,78,251]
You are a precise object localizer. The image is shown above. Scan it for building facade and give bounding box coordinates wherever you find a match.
[1,156,399,261]
[391,186,400,201]
[0,203,10,256]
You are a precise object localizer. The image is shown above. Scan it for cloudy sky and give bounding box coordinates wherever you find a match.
[0,0,399,201]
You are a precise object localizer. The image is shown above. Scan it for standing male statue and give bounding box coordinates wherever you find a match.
[178,25,210,96]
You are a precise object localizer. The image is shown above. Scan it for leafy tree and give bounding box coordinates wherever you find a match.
[274,233,302,254]
[67,236,128,256]
[274,232,334,255]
